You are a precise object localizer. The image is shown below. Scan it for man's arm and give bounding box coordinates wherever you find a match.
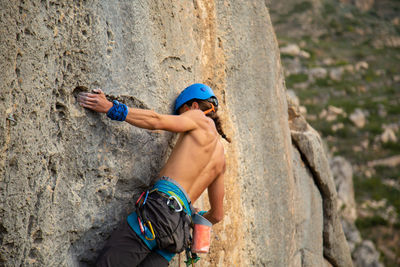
[203,170,225,224]
[77,89,199,133]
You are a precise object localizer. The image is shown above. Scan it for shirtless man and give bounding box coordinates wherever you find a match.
[77,83,228,266]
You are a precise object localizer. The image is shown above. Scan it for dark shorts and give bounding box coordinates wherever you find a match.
[96,192,191,267]
[95,220,169,267]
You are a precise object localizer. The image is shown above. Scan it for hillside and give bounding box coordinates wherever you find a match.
[268,0,400,266]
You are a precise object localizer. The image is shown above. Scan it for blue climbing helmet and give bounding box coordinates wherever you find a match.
[174,83,218,114]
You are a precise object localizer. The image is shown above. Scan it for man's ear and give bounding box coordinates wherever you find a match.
[179,104,190,114]
[191,102,199,109]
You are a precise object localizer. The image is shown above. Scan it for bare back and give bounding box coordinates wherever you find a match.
[158,110,225,203]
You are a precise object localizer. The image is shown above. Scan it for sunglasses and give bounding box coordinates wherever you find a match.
[207,97,218,107]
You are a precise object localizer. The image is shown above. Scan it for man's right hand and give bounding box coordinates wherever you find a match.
[77,89,113,113]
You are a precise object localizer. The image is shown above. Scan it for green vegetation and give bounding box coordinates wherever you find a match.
[286,73,308,87]
[374,166,400,180]
[356,215,389,229]
[273,1,400,264]
[322,2,336,16]
[355,176,400,215]
[290,1,313,15]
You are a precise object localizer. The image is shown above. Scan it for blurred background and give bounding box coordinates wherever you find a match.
[268,0,400,266]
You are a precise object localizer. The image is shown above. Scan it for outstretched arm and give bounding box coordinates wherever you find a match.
[77,89,198,132]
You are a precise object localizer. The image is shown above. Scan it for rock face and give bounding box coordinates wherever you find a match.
[330,156,384,267]
[0,1,352,266]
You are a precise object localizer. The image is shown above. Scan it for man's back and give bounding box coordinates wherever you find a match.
[159,109,226,203]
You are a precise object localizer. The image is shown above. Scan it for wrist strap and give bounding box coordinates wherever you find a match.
[107,100,128,121]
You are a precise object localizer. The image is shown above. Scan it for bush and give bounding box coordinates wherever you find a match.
[356,216,388,229]
[286,73,308,88]
[289,1,313,15]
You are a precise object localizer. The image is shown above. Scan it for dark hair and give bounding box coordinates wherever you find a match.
[184,99,231,143]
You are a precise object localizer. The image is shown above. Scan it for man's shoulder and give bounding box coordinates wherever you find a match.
[182,110,209,124]
[180,110,218,134]
[182,109,205,117]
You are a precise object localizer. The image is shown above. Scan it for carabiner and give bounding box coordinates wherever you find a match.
[144,221,156,241]
[167,195,183,212]
[142,190,149,205]
[136,191,145,206]
[138,217,145,234]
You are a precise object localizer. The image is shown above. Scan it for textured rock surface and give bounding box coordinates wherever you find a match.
[0,1,351,266]
[331,156,357,223]
[330,156,384,267]
[288,95,353,267]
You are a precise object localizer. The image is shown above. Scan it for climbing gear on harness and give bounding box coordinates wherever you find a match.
[185,247,200,266]
[156,177,195,215]
[174,83,218,114]
[135,186,190,243]
[167,195,183,212]
[135,190,156,241]
[132,177,210,264]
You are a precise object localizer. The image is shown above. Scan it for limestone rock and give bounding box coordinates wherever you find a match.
[353,240,384,267]
[280,43,310,58]
[340,0,375,12]
[291,125,353,267]
[380,128,397,143]
[320,106,346,122]
[354,0,375,12]
[329,67,344,81]
[309,67,328,80]
[288,92,352,267]
[350,109,367,128]
[280,43,301,56]
[0,1,352,266]
[355,61,369,71]
[330,157,357,223]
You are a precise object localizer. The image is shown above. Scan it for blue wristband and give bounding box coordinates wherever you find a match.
[107,100,128,121]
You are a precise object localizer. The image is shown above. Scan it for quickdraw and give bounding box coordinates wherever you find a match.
[135,190,156,241]
[185,247,200,266]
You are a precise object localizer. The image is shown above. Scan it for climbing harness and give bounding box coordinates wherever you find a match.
[134,177,210,266]
[135,188,189,241]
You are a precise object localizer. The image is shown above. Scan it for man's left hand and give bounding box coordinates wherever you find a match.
[77,89,113,113]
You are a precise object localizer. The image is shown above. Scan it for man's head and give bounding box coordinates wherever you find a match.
[175,83,231,143]
[174,83,218,115]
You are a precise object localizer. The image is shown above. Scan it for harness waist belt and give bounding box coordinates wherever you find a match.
[153,176,193,216]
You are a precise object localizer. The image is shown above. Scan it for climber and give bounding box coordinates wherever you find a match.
[77,83,230,266]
